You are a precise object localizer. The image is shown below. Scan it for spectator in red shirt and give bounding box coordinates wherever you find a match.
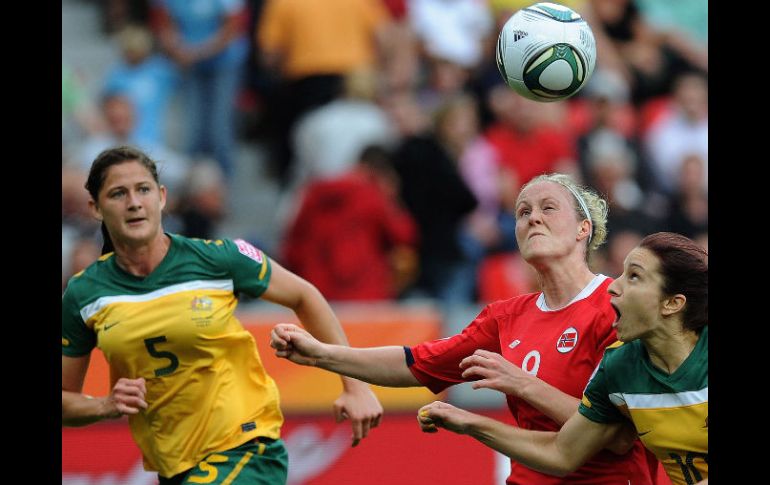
[484,86,578,195]
[281,145,418,301]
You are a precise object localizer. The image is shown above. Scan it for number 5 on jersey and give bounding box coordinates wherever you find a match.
[144,336,180,377]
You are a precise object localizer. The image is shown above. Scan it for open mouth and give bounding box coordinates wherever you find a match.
[126,218,146,225]
[610,302,621,321]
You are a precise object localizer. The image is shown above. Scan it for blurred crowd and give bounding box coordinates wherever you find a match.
[62,0,707,305]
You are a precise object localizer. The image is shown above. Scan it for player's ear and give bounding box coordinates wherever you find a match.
[89,199,102,221]
[661,294,686,317]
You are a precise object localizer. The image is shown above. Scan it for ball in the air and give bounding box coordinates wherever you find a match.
[496,2,597,102]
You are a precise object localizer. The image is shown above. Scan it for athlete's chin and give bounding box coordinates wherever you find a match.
[119,226,160,246]
[614,325,640,343]
[521,247,559,265]
[615,332,632,343]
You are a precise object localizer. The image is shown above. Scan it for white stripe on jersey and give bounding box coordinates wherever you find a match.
[609,387,708,409]
[79,279,234,321]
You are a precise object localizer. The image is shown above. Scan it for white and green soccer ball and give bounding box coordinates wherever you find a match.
[496,2,596,102]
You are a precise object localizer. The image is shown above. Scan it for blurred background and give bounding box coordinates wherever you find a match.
[62,0,707,483]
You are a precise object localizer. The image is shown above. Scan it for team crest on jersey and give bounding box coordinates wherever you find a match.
[235,238,264,264]
[556,327,578,353]
[191,296,213,312]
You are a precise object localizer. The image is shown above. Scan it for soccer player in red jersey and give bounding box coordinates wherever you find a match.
[271,173,655,485]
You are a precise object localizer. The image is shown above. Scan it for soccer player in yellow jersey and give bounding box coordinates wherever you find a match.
[62,146,383,484]
[415,232,708,485]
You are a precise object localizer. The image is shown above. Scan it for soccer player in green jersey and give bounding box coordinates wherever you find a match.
[415,232,708,485]
[62,146,383,485]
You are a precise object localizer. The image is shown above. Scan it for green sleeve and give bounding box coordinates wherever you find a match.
[578,355,625,424]
[61,285,96,357]
[222,238,272,298]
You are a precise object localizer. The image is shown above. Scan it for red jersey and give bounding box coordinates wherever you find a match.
[408,275,653,485]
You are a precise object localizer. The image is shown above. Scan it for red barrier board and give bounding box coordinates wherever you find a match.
[63,411,510,485]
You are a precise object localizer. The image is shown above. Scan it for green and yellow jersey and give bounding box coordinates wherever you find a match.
[62,234,283,478]
[579,326,708,485]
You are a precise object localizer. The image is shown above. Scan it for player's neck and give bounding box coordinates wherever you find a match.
[642,325,700,375]
[537,263,596,310]
[114,232,171,277]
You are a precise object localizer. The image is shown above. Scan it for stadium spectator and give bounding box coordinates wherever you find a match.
[387,93,479,303]
[62,163,101,290]
[270,173,657,485]
[256,0,394,185]
[62,63,105,145]
[644,72,708,195]
[68,93,190,199]
[587,0,707,107]
[583,128,660,241]
[416,232,708,485]
[408,0,494,71]
[152,0,251,180]
[102,24,179,148]
[287,68,398,197]
[62,236,102,291]
[408,0,494,116]
[434,94,516,300]
[62,146,383,485]
[664,154,707,240]
[281,145,418,301]
[485,86,578,197]
[597,229,643,279]
[174,159,229,239]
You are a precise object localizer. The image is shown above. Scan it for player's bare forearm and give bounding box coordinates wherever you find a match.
[517,377,581,425]
[419,402,616,476]
[272,323,420,386]
[463,352,635,455]
[279,275,372,391]
[62,390,114,427]
[319,345,420,387]
[266,262,419,387]
[419,401,577,476]
[466,414,577,476]
[62,376,147,427]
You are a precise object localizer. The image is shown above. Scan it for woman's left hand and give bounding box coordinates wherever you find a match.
[334,385,383,447]
[460,349,534,397]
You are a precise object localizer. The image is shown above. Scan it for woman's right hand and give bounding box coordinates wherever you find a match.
[459,349,535,397]
[417,401,478,435]
[270,323,327,366]
[104,377,148,418]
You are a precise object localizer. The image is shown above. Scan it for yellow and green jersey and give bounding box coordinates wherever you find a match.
[62,234,283,478]
[579,326,708,485]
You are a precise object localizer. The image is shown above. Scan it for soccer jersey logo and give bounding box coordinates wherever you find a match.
[191,296,213,312]
[556,327,579,353]
[235,238,264,264]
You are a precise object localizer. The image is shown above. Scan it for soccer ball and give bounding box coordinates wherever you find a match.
[496,2,596,102]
